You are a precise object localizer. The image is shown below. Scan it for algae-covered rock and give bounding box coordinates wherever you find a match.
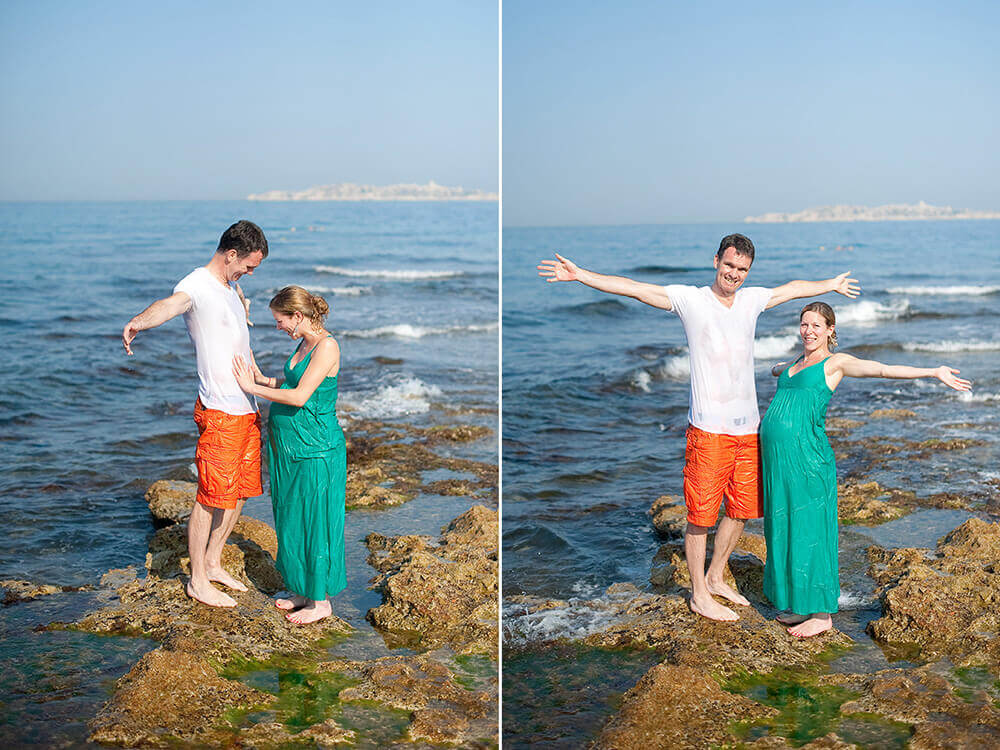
[145,479,196,523]
[649,495,686,538]
[592,663,777,749]
[88,646,270,747]
[365,506,498,654]
[870,408,917,420]
[867,517,1000,667]
[837,481,912,525]
[1,579,82,606]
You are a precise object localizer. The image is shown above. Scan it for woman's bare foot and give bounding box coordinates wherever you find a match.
[706,578,750,607]
[275,594,310,611]
[206,566,249,592]
[776,612,809,626]
[285,599,332,625]
[689,594,739,622]
[186,580,236,608]
[788,613,832,638]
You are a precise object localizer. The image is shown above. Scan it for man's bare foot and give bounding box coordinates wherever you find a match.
[776,612,809,626]
[706,579,750,607]
[689,594,739,622]
[275,594,310,611]
[206,566,249,592]
[788,614,832,638]
[186,580,236,608]
[285,600,332,625]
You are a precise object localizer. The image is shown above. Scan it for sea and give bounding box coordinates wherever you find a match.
[0,200,498,747]
[501,220,1000,746]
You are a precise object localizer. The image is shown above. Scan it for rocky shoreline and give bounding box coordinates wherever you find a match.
[12,417,498,748]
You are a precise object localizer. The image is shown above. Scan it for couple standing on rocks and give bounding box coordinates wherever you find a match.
[122,220,346,625]
[539,233,971,637]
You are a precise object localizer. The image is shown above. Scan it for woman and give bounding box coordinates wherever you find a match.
[760,301,971,638]
[233,286,346,625]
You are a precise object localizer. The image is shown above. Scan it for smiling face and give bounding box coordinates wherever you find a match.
[800,310,834,354]
[271,308,304,338]
[224,250,264,283]
[712,247,752,296]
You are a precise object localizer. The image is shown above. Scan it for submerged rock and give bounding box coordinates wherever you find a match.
[1,579,92,606]
[867,517,1000,667]
[365,506,498,654]
[592,663,777,749]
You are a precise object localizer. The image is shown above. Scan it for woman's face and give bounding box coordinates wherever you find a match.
[800,310,833,353]
[272,309,303,338]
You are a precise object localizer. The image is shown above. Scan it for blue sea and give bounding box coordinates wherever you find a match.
[0,200,497,746]
[501,220,1000,745]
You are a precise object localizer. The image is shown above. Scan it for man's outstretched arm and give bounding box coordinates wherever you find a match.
[765,271,860,309]
[538,253,674,310]
[122,292,191,355]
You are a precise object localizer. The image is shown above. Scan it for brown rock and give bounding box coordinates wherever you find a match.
[870,408,917,419]
[649,495,686,538]
[144,479,196,523]
[88,646,270,747]
[837,480,912,525]
[2,579,65,605]
[592,663,777,749]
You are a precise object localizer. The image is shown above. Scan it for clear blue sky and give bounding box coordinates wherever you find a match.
[0,1,498,200]
[503,0,999,226]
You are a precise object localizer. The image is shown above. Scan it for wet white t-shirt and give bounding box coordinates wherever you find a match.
[663,284,772,436]
[174,267,256,416]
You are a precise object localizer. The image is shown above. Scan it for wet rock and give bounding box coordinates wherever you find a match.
[837,481,912,525]
[870,408,917,419]
[73,574,351,663]
[295,719,357,747]
[366,506,498,654]
[421,424,492,444]
[592,663,777,749]
[649,495,686,538]
[824,416,863,434]
[144,517,284,594]
[332,653,495,745]
[867,517,1000,666]
[1,579,92,605]
[746,735,857,749]
[89,646,270,747]
[145,479,196,523]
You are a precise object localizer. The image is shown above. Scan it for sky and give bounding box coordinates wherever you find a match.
[0,1,498,200]
[503,0,1000,227]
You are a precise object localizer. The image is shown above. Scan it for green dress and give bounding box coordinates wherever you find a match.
[267,340,346,601]
[760,356,839,615]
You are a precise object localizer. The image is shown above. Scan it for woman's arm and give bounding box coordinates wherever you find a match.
[248,350,281,388]
[771,361,790,377]
[830,353,972,391]
[234,339,340,406]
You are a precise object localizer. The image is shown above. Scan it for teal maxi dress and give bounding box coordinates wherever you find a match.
[760,357,839,615]
[266,341,347,601]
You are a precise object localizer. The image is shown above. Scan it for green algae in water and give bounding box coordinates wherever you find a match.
[453,652,497,691]
[725,666,910,749]
[952,666,1000,706]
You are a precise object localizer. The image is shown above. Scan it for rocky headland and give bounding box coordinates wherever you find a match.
[745,200,1000,223]
[247,181,498,202]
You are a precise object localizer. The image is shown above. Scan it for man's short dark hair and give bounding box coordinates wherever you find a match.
[716,233,755,263]
[218,220,269,258]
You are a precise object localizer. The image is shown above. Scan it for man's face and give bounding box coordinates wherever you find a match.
[713,247,752,295]
[225,250,264,283]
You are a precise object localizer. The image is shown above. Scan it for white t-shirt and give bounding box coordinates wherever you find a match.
[174,267,256,416]
[663,284,772,436]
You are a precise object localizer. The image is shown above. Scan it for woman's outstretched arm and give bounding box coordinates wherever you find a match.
[829,353,972,391]
[233,338,340,406]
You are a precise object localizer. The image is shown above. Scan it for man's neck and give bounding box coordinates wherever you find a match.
[709,283,736,308]
[204,255,230,286]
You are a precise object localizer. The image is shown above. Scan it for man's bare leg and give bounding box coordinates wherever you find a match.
[685,523,738,621]
[705,515,750,606]
[204,498,249,592]
[788,612,832,638]
[286,598,332,625]
[187,502,236,607]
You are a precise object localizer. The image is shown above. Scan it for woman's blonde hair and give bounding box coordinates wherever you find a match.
[269,285,329,329]
[800,301,837,349]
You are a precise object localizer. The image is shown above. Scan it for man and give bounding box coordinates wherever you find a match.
[538,234,859,622]
[123,219,269,608]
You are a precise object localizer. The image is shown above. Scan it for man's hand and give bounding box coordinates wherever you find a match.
[122,320,140,355]
[832,271,860,299]
[121,292,191,356]
[538,253,581,282]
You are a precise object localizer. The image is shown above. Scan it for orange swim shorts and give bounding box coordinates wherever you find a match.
[192,399,262,509]
[682,424,762,527]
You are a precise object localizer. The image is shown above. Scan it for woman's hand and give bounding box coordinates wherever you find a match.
[538,253,581,282]
[935,366,972,392]
[233,354,256,393]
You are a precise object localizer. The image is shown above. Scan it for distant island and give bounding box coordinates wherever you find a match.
[247,180,497,202]
[745,201,1000,223]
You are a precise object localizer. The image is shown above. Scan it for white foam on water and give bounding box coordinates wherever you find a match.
[655,355,691,379]
[188,463,196,477]
[835,299,910,325]
[886,285,1000,296]
[631,369,652,393]
[341,322,498,339]
[314,265,463,280]
[503,594,630,646]
[957,391,1000,403]
[837,591,870,610]
[309,285,372,296]
[753,334,798,359]
[902,339,1000,353]
[341,377,443,419]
